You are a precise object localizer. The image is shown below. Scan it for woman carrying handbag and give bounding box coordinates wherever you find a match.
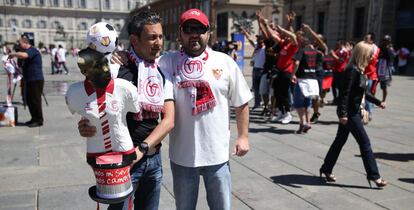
[319,41,387,188]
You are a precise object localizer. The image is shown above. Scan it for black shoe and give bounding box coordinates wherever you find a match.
[25,120,33,125]
[27,122,43,127]
[310,113,320,123]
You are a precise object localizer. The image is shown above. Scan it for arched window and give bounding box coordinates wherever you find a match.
[79,0,86,8]
[104,0,110,9]
[78,22,87,30]
[65,0,73,7]
[115,23,121,32]
[9,19,18,27]
[51,21,61,29]
[22,19,32,28]
[52,0,59,6]
[22,0,31,5]
[37,20,47,29]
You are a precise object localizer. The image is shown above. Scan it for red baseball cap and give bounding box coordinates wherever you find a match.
[180,9,209,27]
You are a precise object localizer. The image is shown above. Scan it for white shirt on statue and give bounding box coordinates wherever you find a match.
[65,78,139,154]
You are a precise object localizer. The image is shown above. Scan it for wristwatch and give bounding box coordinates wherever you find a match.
[138,142,149,155]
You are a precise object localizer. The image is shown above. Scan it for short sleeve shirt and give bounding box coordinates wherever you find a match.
[276,39,299,73]
[159,48,253,167]
[22,47,43,81]
[333,48,350,73]
[65,78,140,154]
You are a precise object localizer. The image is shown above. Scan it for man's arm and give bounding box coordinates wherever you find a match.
[302,24,328,54]
[242,28,255,48]
[277,25,297,46]
[9,52,29,59]
[232,103,250,156]
[138,101,174,153]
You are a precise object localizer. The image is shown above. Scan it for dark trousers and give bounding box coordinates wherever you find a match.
[332,72,345,102]
[320,115,380,180]
[274,71,292,114]
[25,80,44,124]
[252,68,263,107]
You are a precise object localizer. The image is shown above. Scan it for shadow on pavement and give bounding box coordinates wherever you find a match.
[315,120,339,126]
[249,127,295,135]
[398,178,414,184]
[356,152,414,162]
[270,174,373,189]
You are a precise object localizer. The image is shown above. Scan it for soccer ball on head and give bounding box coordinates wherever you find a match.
[86,22,118,55]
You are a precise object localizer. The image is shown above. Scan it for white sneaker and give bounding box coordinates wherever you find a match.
[274,111,284,122]
[281,112,292,124]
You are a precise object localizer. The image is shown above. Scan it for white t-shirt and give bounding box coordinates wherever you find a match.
[50,48,58,62]
[65,78,140,154]
[57,48,66,62]
[159,48,253,167]
[253,46,266,68]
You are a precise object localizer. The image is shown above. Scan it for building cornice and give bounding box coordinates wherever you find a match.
[0,6,129,17]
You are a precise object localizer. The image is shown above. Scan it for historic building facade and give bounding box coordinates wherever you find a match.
[0,0,151,48]
[283,0,414,49]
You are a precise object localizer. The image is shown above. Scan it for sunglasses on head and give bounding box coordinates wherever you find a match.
[182,25,209,35]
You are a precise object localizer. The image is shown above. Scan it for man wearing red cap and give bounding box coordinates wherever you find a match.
[159,8,252,210]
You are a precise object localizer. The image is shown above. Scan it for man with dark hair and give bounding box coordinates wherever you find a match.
[78,10,175,210]
[9,34,44,127]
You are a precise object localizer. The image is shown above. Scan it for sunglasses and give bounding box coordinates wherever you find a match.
[182,25,209,35]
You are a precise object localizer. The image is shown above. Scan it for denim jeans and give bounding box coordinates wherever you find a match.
[320,115,380,180]
[365,79,378,114]
[252,68,263,107]
[170,161,231,210]
[108,152,162,210]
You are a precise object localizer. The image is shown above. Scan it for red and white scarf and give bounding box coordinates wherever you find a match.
[128,49,164,120]
[176,48,216,115]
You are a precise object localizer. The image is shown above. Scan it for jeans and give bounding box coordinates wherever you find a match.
[108,152,162,210]
[365,79,378,114]
[170,161,231,210]
[320,115,380,180]
[252,68,263,107]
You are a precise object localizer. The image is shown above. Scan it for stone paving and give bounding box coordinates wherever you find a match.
[0,55,413,210]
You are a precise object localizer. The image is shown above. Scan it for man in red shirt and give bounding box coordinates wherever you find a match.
[330,39,350,104]
[259,15,298,124]
[363,33,380,121]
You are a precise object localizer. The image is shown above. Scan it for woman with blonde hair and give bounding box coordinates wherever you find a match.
[319,41,387,188]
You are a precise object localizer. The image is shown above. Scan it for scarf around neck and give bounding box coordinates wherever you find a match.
[128,49,164,120]
[176,48,216,115]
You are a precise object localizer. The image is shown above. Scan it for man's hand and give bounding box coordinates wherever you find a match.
[111,51,129,65]
[78,118,97,138]
[301,23,311,32]
[131,147,145,166]
[291,75,297,84]
[232,136,249,157]
[379,102,386,109]
[286,11,296,23]
[339,117,348,125]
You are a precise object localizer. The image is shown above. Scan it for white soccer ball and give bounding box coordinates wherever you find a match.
[86,22,118,54]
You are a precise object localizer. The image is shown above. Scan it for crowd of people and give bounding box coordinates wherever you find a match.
[244,11,410,129]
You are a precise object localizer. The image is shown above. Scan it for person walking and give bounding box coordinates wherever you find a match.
[78,10,175,210]
[8,34,44,127]
[319,41,387,188]
[56,44,69,74]
[159,8,252,210]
